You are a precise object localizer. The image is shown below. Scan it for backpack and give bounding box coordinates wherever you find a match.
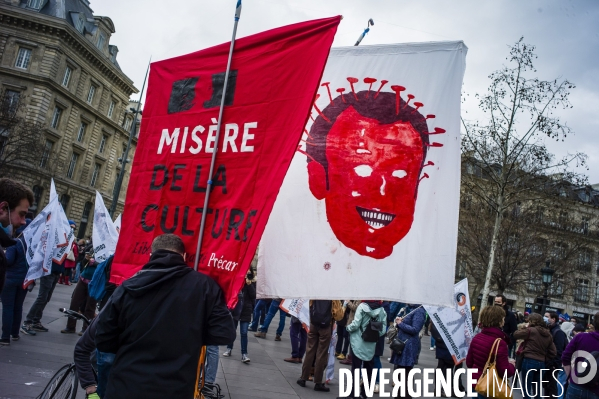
[89,257,112,301]
[361,306,384,343]
[310,300,332,328]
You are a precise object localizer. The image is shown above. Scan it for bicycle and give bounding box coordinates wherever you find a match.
[37,308,93,399]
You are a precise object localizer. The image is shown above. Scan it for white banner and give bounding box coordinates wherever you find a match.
[280,299,310,331]
[424,278,473,364]
[22,194,73,288]
[258,42,467,306]
[92,191,119,263]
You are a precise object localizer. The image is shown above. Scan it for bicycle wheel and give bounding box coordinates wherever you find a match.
[37,363,79,399]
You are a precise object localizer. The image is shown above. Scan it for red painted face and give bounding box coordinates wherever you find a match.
[308,106,425,259]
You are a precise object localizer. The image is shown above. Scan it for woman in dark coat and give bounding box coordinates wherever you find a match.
[390,304,426,399]
[223,269,256,363]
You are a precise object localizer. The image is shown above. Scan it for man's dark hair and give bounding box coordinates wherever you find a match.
[306,90,430,189]
[495,294,507,305]
[548,312,559,323]
[0,178,34,209]
[151,234,185,254]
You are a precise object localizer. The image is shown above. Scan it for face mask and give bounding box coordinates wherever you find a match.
[543,316,549,324]
[1,207,13,237]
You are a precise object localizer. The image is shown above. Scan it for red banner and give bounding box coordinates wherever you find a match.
[111,16,340,306]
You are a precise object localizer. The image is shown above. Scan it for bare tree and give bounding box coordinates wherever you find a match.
[460,38,587,310]
[0,88,57,173]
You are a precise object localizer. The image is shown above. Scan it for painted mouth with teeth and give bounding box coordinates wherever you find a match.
[356,206,395,229]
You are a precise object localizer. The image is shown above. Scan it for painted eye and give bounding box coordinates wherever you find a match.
[354,165,372,177]
[392,170,407,178]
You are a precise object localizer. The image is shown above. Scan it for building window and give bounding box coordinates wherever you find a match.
[74,15,84,33]
[40,139,53,168]
[99,134,107,153]
[527,271,542,293]
[87,85,96,104]
[582,217,589,235]
[123,116,132,130]
[76,122,87,142]
[78,201,93,239]
[59,193,70,211]
[62,66,72,87]
[549,274,563,297]
[3,90,20,115]
[0,129,7,158]
[30,185,43,215]
[50,106,62,129]
[97,33,106,50]
[574,279,589,303]
[15,48,32,69]
[66,152,79,179]
[107,100,115,118]
[595,282,599,306]
[578,249,592,271]
[90,163,101,187]
[27,0,42,9]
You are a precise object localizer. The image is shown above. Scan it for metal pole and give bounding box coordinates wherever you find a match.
[109,58,151,217]
[540,285,548,316]
[194,0,242,271]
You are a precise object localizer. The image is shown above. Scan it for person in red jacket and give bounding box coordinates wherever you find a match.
[466,305,516,396]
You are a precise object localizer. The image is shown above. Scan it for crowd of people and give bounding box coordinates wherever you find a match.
[1,176,599,399]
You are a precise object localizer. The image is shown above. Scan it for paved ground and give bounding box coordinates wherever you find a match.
[1,283,521,399]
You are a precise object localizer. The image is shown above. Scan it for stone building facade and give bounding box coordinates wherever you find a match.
[0,0,138,239]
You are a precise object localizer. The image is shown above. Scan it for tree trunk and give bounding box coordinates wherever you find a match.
[480,195,504,311]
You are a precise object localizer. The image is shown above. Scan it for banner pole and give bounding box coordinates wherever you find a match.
[109,57,152,218]
[194,0,242,271]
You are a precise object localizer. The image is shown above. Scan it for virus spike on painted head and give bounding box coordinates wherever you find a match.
[390,85,406,115]
[374,80,388,99]
[426,127,446,135]
[419,173,430,182]
[347,77,359,100]
[404,94,415,109]
[321,82,333,104]
[313,94,330,123]
[426,114,436,119]
[336,88,346,103]
[425,142,443,147]
[423,161,435,167]
[363,77,377,97]
[411,102,424,113]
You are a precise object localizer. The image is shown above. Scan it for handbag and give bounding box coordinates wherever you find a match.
[67,249,76,262]
[515,328,530,371]
[475,338,513,399]
[389,336,408,355]
[386,324,398,344]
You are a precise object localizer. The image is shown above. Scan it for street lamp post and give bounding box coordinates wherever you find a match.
[540,260,554,316]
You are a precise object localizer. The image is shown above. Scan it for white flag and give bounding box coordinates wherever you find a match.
[280,299,310,331]
[258,41,467,306]
[22,196,73,288]
[92,191,119,263]
[113,214,122,235]
[424,278,474,364]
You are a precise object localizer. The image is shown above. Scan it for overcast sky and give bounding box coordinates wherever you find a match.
[92,0,599,183]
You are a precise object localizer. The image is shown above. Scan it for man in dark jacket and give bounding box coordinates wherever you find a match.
[0,178,33,296]
[545,311,567,397]
[95,234,235,399]
[494,295,517,354]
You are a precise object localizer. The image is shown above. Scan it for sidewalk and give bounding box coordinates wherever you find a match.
[1,283,487,399]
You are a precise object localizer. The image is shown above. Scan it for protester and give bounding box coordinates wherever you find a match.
[545,311,568,398]
[0,219,31,345]
[513,313,557,399]
[572,324,586,336]
[223,269,256,363]
[494,294,517,355]
[561,321,575,342]
[0,178,32,296]
[58,221,78,285]
[254,298,287,341]
[285,316,307,364]
[390,304,426,399]
[61,252,97,335]
[21,253,64,334]
[562,312,599,399]
[95,234,235,399]
[74,316,103,398]
[431,322,460,397]
[339,300,360,365]
[344,300,387,398]
[297,300,342,392]
[248,298,271,332]
[335,302,350,360]
[465,305,516,397]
